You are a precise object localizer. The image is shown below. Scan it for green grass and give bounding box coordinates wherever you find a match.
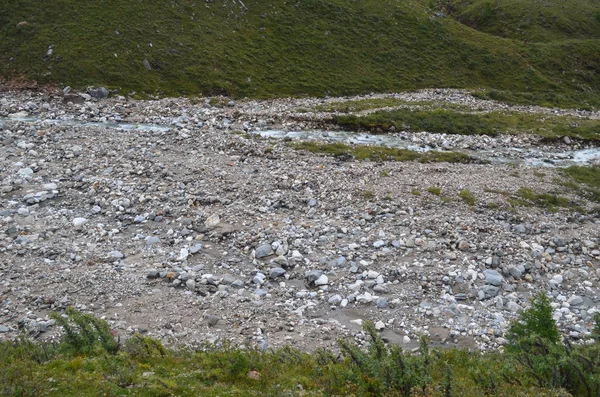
[513,187,573,211]
[427,186,442,196]
[562,166,600,203]
[459,189,476,206]
[471,89,600,110]
[447,0,600,43]
[333,108,600,141]
[290,141,473,163]
[0,0,599,98]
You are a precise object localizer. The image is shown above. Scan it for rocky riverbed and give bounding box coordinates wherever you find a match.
[0,88,599,352]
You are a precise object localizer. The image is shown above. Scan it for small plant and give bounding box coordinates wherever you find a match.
[507,292,560,345]
[593,312,600,342]
[459,189,476,206]
[361,190,375,200]
[379,169,390,177]
[533,170,546,179]
[50,307,119,355]
[338,321,432,397]
[427,187,441,196]
[411,189,421,196]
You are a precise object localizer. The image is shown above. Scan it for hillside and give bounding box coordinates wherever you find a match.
[0,0,599,99]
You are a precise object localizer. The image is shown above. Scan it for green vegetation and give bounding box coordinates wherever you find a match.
[360,190,376,200]
[459,189,476,206]
[505,293,600,395]
[427,186,442,196]
[333,108,600,141]
[446,0,600,43]
[3,306,600,396]
[411,189,422,196]
[563,166,600,203]
[511,187,573,211]
[290,141,473,163]
[471,89,600,110]
[313,97,474,113]
[1,0,600,99]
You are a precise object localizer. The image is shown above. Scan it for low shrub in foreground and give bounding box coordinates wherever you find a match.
[1,301,599,396]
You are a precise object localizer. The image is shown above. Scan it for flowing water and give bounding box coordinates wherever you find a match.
[2,116,599,167]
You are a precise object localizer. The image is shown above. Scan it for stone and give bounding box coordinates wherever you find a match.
[203,314,220,327]
[145,236,161,246]
[480,285,500,299]
[306,270,323,283]
[87,86,110,99]
[143,58,152,71]
[328,294,343,305]
[314,274,329,286]
[186,279,196,290]
[483,269,503,286]
[508,265,522,279]
[514,224,526,234]
[376,297,389,308]
[269,267,286,279]
[109,250,124,259]
[458,240,470,251]
[72,217,88,227]
[189,244,203,254]
[205,214,220,227]
[568,295,584,306]
[17,168,34,178]
[374,321,385,331]
[255,244,273,258]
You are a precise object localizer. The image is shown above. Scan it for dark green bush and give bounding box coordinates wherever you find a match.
[51,306,119,355]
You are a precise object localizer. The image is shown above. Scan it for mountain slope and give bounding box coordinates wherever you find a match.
[1,0,599,98]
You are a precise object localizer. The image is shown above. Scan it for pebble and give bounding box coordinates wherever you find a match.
[72,217,88,227]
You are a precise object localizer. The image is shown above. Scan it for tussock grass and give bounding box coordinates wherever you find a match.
[333,108,600,141]
[290,141,473,163]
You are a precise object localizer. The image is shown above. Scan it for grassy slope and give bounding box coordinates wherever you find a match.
[448,0,600,42]
[0,0,599,97]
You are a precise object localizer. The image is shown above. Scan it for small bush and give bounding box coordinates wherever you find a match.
[338,321,431,397]
[51,307,119,356]
[507,292,560,345]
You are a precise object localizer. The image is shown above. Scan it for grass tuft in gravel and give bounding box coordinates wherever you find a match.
[290,141,473,163]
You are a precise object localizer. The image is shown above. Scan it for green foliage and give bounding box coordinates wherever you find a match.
[50,306,119,355]
[460,189,476,205]
[593,312,600,343]
[507,292,560,345]
[122,333,167,361]
[1,309,599,396]
[338,321,432,396]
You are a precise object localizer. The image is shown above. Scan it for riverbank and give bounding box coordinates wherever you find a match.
[0,89,599,354]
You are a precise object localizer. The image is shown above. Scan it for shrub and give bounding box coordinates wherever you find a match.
[338,321,431,396]
[51,307,119,355]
